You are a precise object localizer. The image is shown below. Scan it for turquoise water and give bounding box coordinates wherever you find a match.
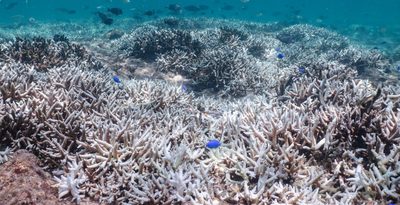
[1,0,399,28]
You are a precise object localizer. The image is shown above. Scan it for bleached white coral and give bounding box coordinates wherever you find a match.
[54,160,87,204]
[0,147,12,164]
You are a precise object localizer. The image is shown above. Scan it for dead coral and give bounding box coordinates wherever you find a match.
[119,26,202,61]
[1,19,400,205]
[0,35,100,71]
[116,19,390,98]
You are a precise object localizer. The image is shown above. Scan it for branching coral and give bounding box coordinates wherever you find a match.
[1,18,400,205]
[0,35,101,71]
[54,160,87,203]
[118,25,202,61]
[0,147,12,164]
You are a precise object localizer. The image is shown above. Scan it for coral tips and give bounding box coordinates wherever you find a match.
[206,140,221,149]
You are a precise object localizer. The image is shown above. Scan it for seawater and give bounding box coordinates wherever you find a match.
[0,0,399,65]
[0,0,399,28]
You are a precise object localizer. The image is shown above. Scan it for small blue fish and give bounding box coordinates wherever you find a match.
[206,139,221,149]
[298,66,306,74]
[113,75,121,84]
[181,84,187,92]
[396,65,400,73]
[277,53,285,59]
[275,47,281,52]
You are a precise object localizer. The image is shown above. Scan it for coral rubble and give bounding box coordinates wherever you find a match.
[0,18,400,204]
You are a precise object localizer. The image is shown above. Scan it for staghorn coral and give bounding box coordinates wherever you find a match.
[0,35,101,71]
[0,147,12,164]
[1,18,400,205]
[54,160,87,204]
[118,25,202,61]
[115,18,391,97]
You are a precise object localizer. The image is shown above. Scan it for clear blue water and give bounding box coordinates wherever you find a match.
[1,0,399,28]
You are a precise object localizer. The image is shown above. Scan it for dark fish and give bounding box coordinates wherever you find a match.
[108,7,123,16]
[4,2,18,10]
[277,53,285,59]
[168,4,181,14]
[206,140,221,149]
[143,10,155,16]
[56,8,76,15]
[97,12,113,25]
[184,5,208,12]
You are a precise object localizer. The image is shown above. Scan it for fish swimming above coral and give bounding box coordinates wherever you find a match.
[143,10,156,16]
[96,12,113,25]
[113,75,121,84]
[184,4,209,13]
[167,4,181,14]
[206,140,221,149]
[0,0,399,203]
[107,7,123,16]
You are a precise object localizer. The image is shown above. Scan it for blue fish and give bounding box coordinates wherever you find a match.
[298,66,306,74]
[206,139,221,149]
[277,53,285,59]
[396,65,400,73]
[113,75,121,84]
[181,84,187,92]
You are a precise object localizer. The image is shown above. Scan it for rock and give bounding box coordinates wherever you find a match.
[0,149,97,205]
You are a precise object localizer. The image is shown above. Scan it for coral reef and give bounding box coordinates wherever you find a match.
[0,35,100,71]
[1,18,400,204]
[119,25,202,61]
[115,18,391,97]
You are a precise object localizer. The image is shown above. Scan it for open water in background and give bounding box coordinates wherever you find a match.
[1,0,400,60]
[0,0,399,28]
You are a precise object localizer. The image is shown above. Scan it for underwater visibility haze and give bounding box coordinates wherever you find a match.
[1,0,400,204]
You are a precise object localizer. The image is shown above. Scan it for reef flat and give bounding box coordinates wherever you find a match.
[0,18,399,204]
